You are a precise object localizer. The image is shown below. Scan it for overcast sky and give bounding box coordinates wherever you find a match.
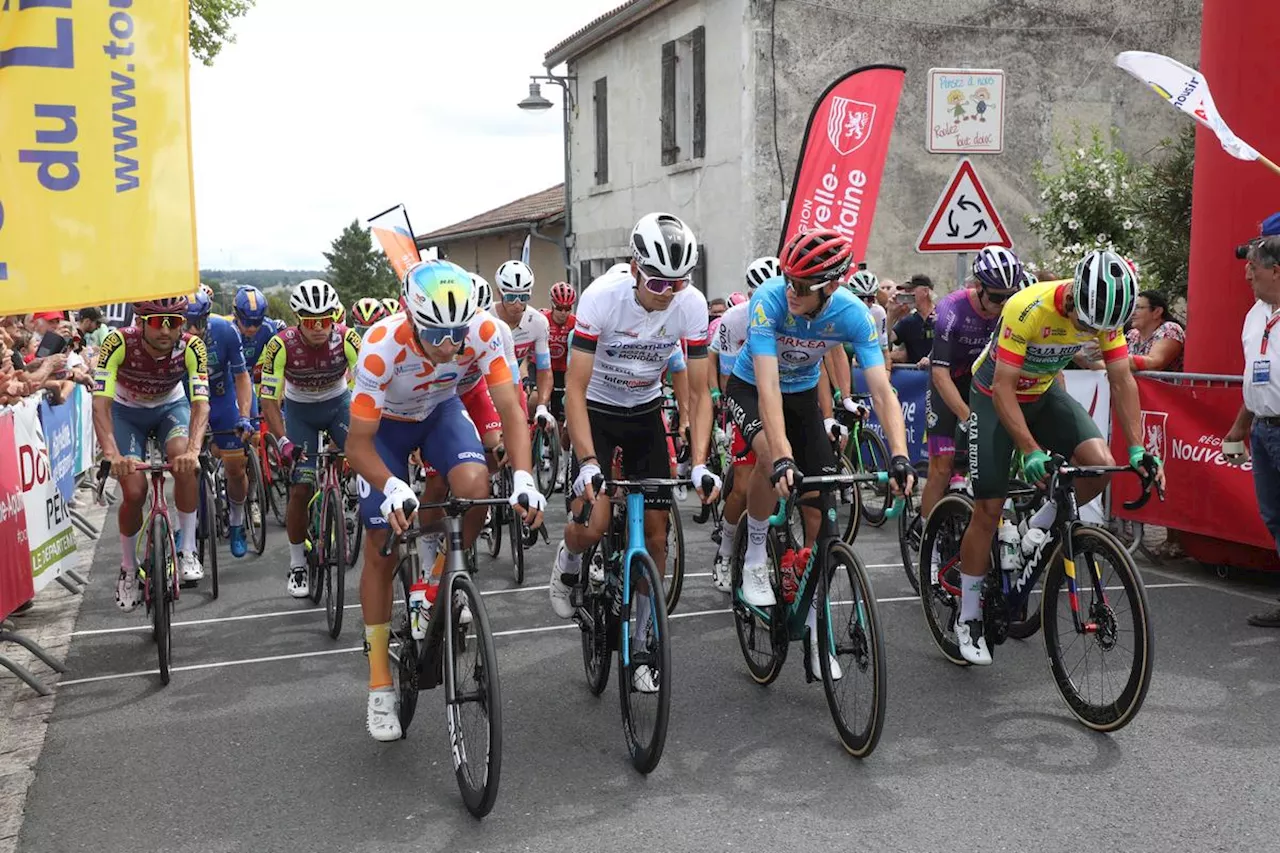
[190,0,613,270]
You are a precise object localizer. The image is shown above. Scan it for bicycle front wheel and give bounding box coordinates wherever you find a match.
[152,513,172,685]
[818,541,886,757]
[342,478,362,569]
[534,424,559,496]
[507,475,525,586]
[730,523,788,684]
[322,490,346,640]
[618,550,671,774]
[853,428,890,527]
[393,556,420,736]
[579,544,613,696]
[898,495,922,595]
[663,501,684,614]
[265,442,289,526]
[839,453,863,546]
[917,493,973,666]
[245,447,268,555]
[446,573,503,818]
[1042,526,1154,732]
[199,471,219,600]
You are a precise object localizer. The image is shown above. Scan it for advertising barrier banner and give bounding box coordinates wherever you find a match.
[851,367,928,464]
[12,398,76,592]
[0,410,35,618]
[40,396,78,503]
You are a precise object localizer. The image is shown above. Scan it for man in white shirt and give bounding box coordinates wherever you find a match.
[1223,222,1280,626]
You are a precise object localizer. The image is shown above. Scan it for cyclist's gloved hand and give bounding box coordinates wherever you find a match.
[379,476,419,534]
[510,469,546,527]
[535,404,552,425]
[278,438,303,463]
[1128,445,1162,477]
[770,456,800,497]
[890,454,914,495]
[573,460,602,498]
[691,463,721,503]
[841,396,868,418]
[235,416,252,435]
[1022,448,1053,483]
[823,417,847,444]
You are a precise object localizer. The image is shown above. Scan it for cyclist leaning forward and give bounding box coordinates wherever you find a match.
[93,295,211,608]
[956,249,1165,665]
[258,280,361,599]
[544,280,577,451]
[725,228,915,677]
[920,246,1025,519]
[549,212,721,692]
[186,290,255,557]
[347,259,545,741]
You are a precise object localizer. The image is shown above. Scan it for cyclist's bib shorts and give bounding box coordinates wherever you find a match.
[112,399,190,460]
[585,400,672,509]
[968,381,1101,500]
[357,395,486,529]
[724,375,836,480]
[208,393,245,451]
[284,392,351,485]
[925,374,971,458]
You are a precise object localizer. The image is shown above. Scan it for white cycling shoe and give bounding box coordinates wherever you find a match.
[366,688,402,742]
[739,561,776,607]
[549,542,578,619]
[179,552,203,582]
[631,664,659,694]
[956,619,993,665]
[808,629,843,681]
[711,555,732,593]
[115,568,141,611]
[287,566,309,599]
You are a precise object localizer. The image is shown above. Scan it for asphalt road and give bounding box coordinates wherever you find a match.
[17,493,1280,853]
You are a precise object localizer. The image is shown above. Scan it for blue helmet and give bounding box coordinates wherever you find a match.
[234,286,268,325]
[186,290,213,321]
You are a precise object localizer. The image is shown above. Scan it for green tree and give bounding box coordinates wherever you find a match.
[1130,125,1195,303]
[321,219,399,308]
[190,0,255,66]
[266,290,294,325]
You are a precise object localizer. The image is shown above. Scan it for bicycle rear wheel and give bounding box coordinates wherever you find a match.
[1042,526,1154,732]
[818,541,886,757]
[393,556,420,735]
[343,478,362,569]
[484,501,503,559]
[853,429,890,527]
[730,524,788,685]
[322,490,346,639]
[618,551,670,774]
[152,513,172,685]
[663,502,684,614]
[266,442,289,526]
[245,448,268,555]
[579,544,613,695]
[446,573,503,817]
[898,495,922,595]
[534,424,559,496]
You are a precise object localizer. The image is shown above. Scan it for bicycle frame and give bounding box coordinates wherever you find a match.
[142,460,178,606]
[308,435,345,560]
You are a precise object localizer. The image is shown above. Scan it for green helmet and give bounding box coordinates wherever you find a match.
[1073,250,1138,330]
[848,269,879,297]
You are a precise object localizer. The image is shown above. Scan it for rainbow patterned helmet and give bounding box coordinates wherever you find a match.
[402,260,477,330]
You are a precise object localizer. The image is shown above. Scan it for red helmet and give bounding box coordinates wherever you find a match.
[133,295,189,316]
[549,281,576,308]
[779,228,854,287]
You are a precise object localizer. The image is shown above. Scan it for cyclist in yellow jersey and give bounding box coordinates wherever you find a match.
[956,250,1164,665]
[92,295,211,609]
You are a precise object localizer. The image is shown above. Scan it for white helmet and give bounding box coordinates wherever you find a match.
[631,212,698,278]
[290,279,341,316]
[402,260,477,329]
[848,270,879,297]
[470,273,494,312]
[745,256,780,291]
[495,260,534,294]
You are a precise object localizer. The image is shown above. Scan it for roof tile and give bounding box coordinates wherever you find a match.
[417,184,564,242]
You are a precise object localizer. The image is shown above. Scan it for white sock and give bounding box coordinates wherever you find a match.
[120,532,138,570]
[228,500,245,527]
[806,598,819,634]
[558,540,582,573]
[960,574,984,623]
[422,534,440,566]
[177,511,198,554]
[717,519,739,559]
[1028,499,1057,530]
[289,541,306,568]
[635,592,652,646]
[745,515,769,566]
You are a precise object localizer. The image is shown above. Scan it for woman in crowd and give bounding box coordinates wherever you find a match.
[1126,289,1185,374]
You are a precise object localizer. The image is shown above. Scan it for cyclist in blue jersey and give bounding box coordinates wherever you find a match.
[725,229,914,670]
[231,286,284,406]
[187,291,254,556]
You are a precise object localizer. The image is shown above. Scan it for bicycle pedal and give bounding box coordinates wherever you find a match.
[179,579,198,589]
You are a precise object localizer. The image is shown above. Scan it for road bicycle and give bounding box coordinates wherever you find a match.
[481,463,526,584]
[835,399,890,527]
[302,431,347,639]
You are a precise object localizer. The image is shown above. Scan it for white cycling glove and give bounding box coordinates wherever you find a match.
[379,476,419,520]
[824,417,846,442]
[690,463,721,497]
[573,461,602,497]
[841,396,868,418]
[534,404,552,425]
[510,469,546,513]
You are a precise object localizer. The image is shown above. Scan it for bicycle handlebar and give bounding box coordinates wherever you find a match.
[1042,458,1165,511]
[379,494,530,557]
[569,473,716,525]
[765,471,906,524]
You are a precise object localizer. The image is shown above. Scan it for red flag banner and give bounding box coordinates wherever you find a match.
[1111,378,1273,550]
[0,410,34,618]
[778,65,906,261]
[368,204,421,282]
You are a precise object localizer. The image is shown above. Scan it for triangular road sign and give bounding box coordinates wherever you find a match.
[916,158,1013,253]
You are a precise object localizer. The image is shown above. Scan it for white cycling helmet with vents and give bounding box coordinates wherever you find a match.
[495,260,534,294]
[631,212,699,278]
[470,273,494,313]
[290,279,341,316]
[745,256,780,291]
[848,270,880,297]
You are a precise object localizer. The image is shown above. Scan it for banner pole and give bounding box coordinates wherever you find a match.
[1257,154,1280,178]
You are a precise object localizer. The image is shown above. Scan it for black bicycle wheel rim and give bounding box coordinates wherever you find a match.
[324,491,346,639]
[393,557,420,734]
[839,454,862,545]
[729,523,788,684]
[664,503,684,614]
[342,478,361,569]
[507,472,524,585]
[898,497,921,595]
[1042,526,1154,732]
[818,541,887,757]
[447,573,503,817]
[204,474,219,600]
[153,514,171,685]
[266,444,288,526]
[917,493,973,666]
[308,499,325,605]
[617,550,670,774]
[246,449,268,555]
[579,545,613,695]
[533,427,553,495]
[857,430,890,526]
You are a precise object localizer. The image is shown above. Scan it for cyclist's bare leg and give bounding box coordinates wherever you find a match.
[166,435,197,515]
[643,507,669,579]
[217,445,249,506]
[446,462,489,548]
[359,527,396,689]
[482,430,502,475]
[287,483,312,545]
[117,471,148,538]
[922,452,955,518]
[565,492,610,553]
[1071,437,1115,504]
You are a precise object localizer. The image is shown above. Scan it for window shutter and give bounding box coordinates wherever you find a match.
[579,260,592,288]
[593,77,609,185]
[661,40,677,165]
[692,26,706,160]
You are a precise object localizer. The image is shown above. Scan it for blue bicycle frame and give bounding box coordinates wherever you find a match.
[618,489,653,671]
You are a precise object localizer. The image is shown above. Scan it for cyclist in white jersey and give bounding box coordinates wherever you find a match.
[492,260,553,428]
[847,269,890,365]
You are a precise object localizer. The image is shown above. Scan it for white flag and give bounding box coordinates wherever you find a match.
[1114,51,1260,162]
[520,234,532,266]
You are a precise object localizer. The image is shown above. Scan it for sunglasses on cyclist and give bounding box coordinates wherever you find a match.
[417,325,469,347]
[784,274,827,294]
[980,287,1015,304]
[140,314,186,330]
[186,316,208,330]
[637,267,690,294]
[298,314,336,330]
[501,292,532,304]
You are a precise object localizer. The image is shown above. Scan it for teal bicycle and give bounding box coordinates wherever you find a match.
[731,471,899,757]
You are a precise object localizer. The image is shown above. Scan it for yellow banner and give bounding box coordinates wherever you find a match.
[0,1,197,314]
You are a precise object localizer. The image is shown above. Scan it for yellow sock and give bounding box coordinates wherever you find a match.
[365,623,392,690]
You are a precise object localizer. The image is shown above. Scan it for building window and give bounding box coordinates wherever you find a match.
[579,257,624,288]
[593,77,608,185]
[692,244,708,296]
[661,25,705,166]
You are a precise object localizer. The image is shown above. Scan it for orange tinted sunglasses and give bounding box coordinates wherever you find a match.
[140,314,186,330]
[299,314,336,330]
